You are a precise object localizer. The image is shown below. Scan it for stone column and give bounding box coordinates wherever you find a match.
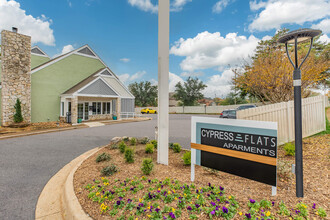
[116,97,121,120]
[1,30,31,126]
[71,96,78,124]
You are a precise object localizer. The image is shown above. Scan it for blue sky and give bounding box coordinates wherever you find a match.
[0,0,329,98]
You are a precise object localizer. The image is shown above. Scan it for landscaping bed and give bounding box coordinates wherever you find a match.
[74,135,329,219]
[0,121,71,135]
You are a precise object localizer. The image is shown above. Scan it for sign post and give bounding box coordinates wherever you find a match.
[191,117,278,195]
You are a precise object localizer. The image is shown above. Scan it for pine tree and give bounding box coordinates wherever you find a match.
[13,98,23,123]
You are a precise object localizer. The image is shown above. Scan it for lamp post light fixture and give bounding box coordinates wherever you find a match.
[277,28,321,198]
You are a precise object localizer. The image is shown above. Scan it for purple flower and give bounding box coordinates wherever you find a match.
[222,206,228,213]
[148,179,151,183]
[155,208,160,213]
[163,217,167,220]
[261,213,265,216]
[207,194,210,197]
[208,183,211,187]
[127,199,132,203]
[211,202,216,206]
[215,206,219,211]
[195,204,200,208]
[210,210,215,215]
[187,206,192,211]
[249,199,255,204]
[119,197,123,200]
[219,186,224,191]
[216,198,220,202]
[169,212,176,219]
[225,201,229,204]
[137,207,140,210]
[312,203,316,209]
[116,201,121,205]
[272,201,275,206]
[196,190,199,193]
[245,213,251,219]
[295,210,300,214]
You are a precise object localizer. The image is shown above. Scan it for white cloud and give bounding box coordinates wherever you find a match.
[118,71,146,85]
[120,58,131,63]
[169,72,184,92]
[67,0,72,7]
[180,72,204,77]
[318,34,330,44]
[61,45,74,54]
[212,0,231,14]
[203,69,234,97]
[311,18,330,34]
[262,35,272,41]
[171,0,192,12]
[249,0,330,32]
[128,0,158,13]
[170,31,259,72]
[0,0,55,46]
[128,0,192,13]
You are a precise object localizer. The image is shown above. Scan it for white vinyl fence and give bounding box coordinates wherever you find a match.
[237,95,327,145]
[135,103,261,114]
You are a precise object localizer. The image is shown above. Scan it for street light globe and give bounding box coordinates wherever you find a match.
[277,28,322,44]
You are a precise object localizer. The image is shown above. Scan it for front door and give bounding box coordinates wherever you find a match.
[84,102,89,120]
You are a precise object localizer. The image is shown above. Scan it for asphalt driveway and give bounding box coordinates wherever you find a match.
[0,114,218,220]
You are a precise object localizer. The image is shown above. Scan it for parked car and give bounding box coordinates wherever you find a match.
[141,108,157,114]
[236,104,257,111]
[219,109,237,119]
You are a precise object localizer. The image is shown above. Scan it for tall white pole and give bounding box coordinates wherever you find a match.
[157,0,169,165]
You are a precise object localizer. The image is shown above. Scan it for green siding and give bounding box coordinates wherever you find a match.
[31,55,50,69]
[31,54,105,122]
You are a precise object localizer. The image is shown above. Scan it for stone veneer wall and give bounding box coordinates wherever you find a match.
[1,30,31,126]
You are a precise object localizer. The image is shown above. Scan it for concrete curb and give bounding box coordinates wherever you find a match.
[35,147,100,220]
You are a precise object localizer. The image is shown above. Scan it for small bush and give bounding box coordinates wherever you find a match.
[101,164,118,176]
[182,151,191,165]
[13,98,23,123]
[119,141,127,154]
[150,140,157,149]
[96,152,111,163]
[125,148,134,163]
[283,142,295,156]
[139,137,149,145]
[141,158,154,175]
[110,144,118,150]
[123,136,129,142]
[130,137,137,146]
[145,144,154,154]
[169,142,174,149]
[173,143,182,153]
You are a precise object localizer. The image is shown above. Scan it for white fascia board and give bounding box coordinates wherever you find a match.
[76,94,119,98]
[95,68,115,78]
[31,46,50,58]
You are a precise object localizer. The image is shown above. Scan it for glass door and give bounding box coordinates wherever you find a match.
[84,102,89,120]
[78,103,84,120]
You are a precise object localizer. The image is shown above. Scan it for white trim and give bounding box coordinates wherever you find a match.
[31,46,50,58]
[95,68,115,78]
[72,76,120,97]
[73,51,98,59]
[76,94,119,98]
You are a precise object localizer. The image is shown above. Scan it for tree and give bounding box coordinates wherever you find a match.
[173,77,207,106]
[220,92,248,105]
[13,98,23,123]
[234,29,329,104]
[128,81,157,107]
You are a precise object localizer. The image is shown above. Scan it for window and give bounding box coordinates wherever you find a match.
[68,102,71,113]
[61,102,64,116]
[92,102,97,115]
[102,102,111,114]
[107,102,111,114]
[103,102,107,114]
[97,102,101,114]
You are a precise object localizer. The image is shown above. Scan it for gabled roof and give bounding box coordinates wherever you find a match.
[31,46,50,58]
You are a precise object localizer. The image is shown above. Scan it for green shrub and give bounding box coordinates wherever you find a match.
[169,142,174,149]
[96,152,111,163]
[173,143,182,153]
[141,158,154,175]
[130,137,137,146]
[317,207,327,218]
[283,142,295,156]
[125,148,134,163]
[145,144,154,154]
[150,140,157,149]
[101,164,118,176]
[13,98,23,123]
[139,137,149,145]
[182,151,191,165]
[123,136,129,142]
[119,141,127,154]
[110,144,118,150]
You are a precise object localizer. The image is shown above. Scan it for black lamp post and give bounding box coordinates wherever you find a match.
[277,28,321,198]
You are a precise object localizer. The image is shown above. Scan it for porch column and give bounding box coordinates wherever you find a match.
[116,97,121,120]
[71,96,78,124]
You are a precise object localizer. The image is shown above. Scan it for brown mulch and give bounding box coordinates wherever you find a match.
[74,135,330,219]
[0,121,71,135]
